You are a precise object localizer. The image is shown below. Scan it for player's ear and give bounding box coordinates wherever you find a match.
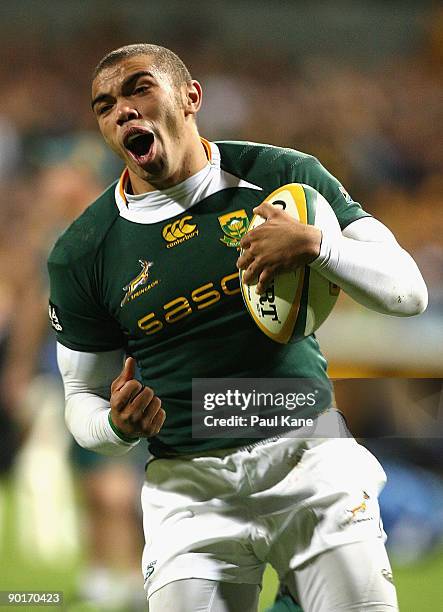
[183,80,203,116]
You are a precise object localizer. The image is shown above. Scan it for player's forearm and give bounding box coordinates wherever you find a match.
[57,342,139,455]
[310,217,428,316]
[65,391,139,455]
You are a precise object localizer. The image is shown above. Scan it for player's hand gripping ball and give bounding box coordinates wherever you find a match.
[238,184,341,344]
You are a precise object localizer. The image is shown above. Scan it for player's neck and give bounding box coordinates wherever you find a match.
[127,133,208,195]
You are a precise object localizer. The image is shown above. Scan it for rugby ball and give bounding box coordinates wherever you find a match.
[240,184,341,343]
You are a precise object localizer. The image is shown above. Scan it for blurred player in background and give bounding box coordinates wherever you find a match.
[0,163,145,611]
[48,44,428,611]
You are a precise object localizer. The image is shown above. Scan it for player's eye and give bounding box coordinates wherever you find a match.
[97,104,112,116]
[134,85,149,95]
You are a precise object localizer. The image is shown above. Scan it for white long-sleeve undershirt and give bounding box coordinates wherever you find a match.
[57,216,428,455]
[310,216,428,316]
[57,342,133,455]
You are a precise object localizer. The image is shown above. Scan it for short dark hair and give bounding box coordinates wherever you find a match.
[93,44,192,87]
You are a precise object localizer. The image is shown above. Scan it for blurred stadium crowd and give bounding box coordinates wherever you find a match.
[0,1,442,610]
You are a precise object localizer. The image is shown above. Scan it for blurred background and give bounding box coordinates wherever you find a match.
[0,1,441,610]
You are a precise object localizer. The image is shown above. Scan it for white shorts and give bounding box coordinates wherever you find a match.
[141,416,387,600]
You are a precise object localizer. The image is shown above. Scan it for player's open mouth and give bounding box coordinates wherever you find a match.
[123,128,155,165]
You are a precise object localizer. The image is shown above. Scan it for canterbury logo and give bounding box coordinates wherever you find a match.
[162,216,198,247]
[121,260,154,307]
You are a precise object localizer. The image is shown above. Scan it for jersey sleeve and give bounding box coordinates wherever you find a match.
[48,255,126,353]
[294,157,371,230]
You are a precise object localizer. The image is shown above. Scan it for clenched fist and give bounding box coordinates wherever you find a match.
[109,357,165,439]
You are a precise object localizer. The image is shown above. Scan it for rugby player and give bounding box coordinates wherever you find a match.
[48,44,428,611]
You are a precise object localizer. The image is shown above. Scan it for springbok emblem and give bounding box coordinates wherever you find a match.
[121,260,153,307]
[347,491,370,521]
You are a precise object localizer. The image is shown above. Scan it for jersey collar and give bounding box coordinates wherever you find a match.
[116,137,217,207]
[114,139,262,225]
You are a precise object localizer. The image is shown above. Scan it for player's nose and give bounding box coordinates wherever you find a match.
[116,102,141,126]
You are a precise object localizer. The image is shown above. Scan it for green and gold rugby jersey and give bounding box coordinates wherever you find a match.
[48,140,370,456]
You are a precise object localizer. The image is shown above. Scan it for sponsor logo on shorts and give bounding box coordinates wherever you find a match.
[381,569,394,584]
[121,260,158,307]
[162,215,198,248]
[144,560,157,583]
[218,210,249,248]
